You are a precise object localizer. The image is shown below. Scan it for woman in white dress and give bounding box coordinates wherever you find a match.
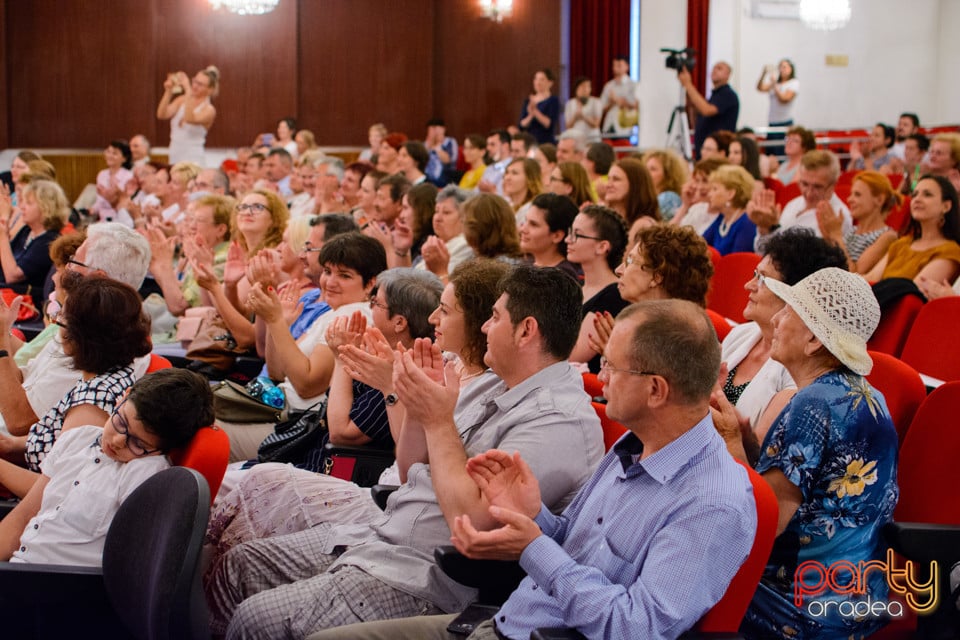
[156,65,220,165]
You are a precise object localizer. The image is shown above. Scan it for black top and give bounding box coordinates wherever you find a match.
[0,226,58,296]
[693,83,740,159]
[582,282,629,374]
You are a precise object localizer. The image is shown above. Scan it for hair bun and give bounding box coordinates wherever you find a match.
[205,65,220,81]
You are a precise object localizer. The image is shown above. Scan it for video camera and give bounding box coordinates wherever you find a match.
[661,47,696,73]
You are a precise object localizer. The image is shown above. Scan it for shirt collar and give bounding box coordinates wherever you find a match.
[613,412,716,484]
[493,361,572,413]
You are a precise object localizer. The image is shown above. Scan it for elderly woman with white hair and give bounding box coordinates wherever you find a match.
[735,267,899,640]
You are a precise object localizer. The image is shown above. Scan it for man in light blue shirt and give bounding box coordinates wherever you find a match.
[309,299,757,640]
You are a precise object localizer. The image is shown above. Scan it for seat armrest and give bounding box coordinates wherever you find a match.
[0,563,106,603]
[883,522,960,565]
[434,545,526,605]
[370,484,399,510]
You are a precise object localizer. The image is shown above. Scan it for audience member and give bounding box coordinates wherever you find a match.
[751,150,852,249]
[398,141,429,185]
[462,194,522,262]
[156,66,220,165]
[926,133,960,189]
[669,157,727,234]
[563,76,602,143]
[129,134,151,166]
[703,164,757,255]
[818,170,899,274]
[864,174,960,285]
[643,148,688,220]
[359,123,387,164]
[509,132,537,160]
[756,59,799,156]
[546,161,595,207]
[478,129,512,194]
[0,276,152,498]
[739,268,896,639]
[502,158,542,225]
[848,122,896,172]
[458,134,487,191]
[275,117,299,158]
[599,54,638,136]
[583,141,615,201]
[717,228,847,446]
[566,205,629,373]
[312,299,756,640]
[556,129,586,163]
[890,112,920,160]
[773,126,817,185]
[424,118,458,186]
[679,61,739,160]
[207,265,604,638]
[899,132,929,195]
[519,68,559,145]
[519,192,579,277]
[0,179,68,295]
[377,132,407,175]
[417,185,475,280]
[531,142,557,184]
[0,368,213,566]
[604,158,661,228]
[699,130,736,160]
[729,135,763,181]
[264,148,294,197]
[295,129,318,157]
[89,140,135,224]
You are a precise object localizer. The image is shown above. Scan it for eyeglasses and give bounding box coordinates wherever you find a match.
[236,203,269,216]
[301,242,323,254]
[369,298,390,311]
[66,258,90,272]
[567,228,602,243]
[753,268,767,289]
[110,398,161,457]
[798,180,832,192]
[53,311,68,330]
[599,356,658,377]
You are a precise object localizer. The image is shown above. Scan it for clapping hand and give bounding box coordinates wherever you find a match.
[450,450,543,560]
[339,327,397,393]
[746,188,781,233]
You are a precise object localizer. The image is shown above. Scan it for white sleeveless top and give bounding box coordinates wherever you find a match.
[169,100,210,165]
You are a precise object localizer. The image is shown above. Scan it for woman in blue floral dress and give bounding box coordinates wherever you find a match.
[742,267,899,639]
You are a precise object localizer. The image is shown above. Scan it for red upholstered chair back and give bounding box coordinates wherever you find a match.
[591,401,627,452]
[706,308,733,341]
[581,372,603,400]
[707,252,761,324]
[695,462,779,633]
[145,353,173,373]
[895,381,960,524]
[865,351,926,445]
[900,297,960,383]
[168,425,230,504]
[868,294,924,358]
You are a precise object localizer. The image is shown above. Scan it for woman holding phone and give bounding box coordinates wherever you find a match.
[156,65,221,165]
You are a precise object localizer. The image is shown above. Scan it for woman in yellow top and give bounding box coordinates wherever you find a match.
[865,175,960,285]
[458,134,486,190]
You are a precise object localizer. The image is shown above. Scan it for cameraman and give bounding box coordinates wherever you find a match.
[679,62,739,160]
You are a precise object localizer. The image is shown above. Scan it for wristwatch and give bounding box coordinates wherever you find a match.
[384,392,399,406]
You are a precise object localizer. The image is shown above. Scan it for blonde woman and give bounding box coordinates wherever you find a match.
[156,65,220,165]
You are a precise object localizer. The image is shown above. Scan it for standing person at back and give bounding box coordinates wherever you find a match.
[679,61,739,160]
[600,55,639,137]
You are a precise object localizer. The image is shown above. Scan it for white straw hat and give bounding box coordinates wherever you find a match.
[764,267,880,375]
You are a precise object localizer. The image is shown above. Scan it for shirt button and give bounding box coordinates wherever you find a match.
[73,481,80,486]
[94,458,101,464]
[33,524,39,529]
[597,517,603,524]
[532,584,538,590]
[500,616,506,623]
[19,546,25,552]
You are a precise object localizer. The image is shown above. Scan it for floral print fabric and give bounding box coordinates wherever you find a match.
[743,369,899,639]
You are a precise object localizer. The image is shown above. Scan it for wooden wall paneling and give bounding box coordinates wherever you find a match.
[298,0,435,146]
[153,0,299,149]
[434,0,562,141]
[0,0,8,149]
[6,1,159,148]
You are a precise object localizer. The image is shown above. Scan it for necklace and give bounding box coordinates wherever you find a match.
[718,212,741,237]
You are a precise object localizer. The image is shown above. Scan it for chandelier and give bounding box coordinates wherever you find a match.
[479,0,513,23]
[798,0,851,31]
[209,0,280,16]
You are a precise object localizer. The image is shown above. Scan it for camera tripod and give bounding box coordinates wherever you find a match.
[665,84,693,161]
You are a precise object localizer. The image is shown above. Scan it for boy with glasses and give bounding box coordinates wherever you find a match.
[0,369,214,567]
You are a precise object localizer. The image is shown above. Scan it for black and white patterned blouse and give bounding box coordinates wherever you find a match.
[25,365,137,471]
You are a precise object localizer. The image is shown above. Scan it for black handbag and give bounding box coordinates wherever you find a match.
[256,402,327,465]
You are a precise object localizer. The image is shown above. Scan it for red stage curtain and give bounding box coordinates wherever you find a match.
[569,0,632,96]
[686,0,710,95]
